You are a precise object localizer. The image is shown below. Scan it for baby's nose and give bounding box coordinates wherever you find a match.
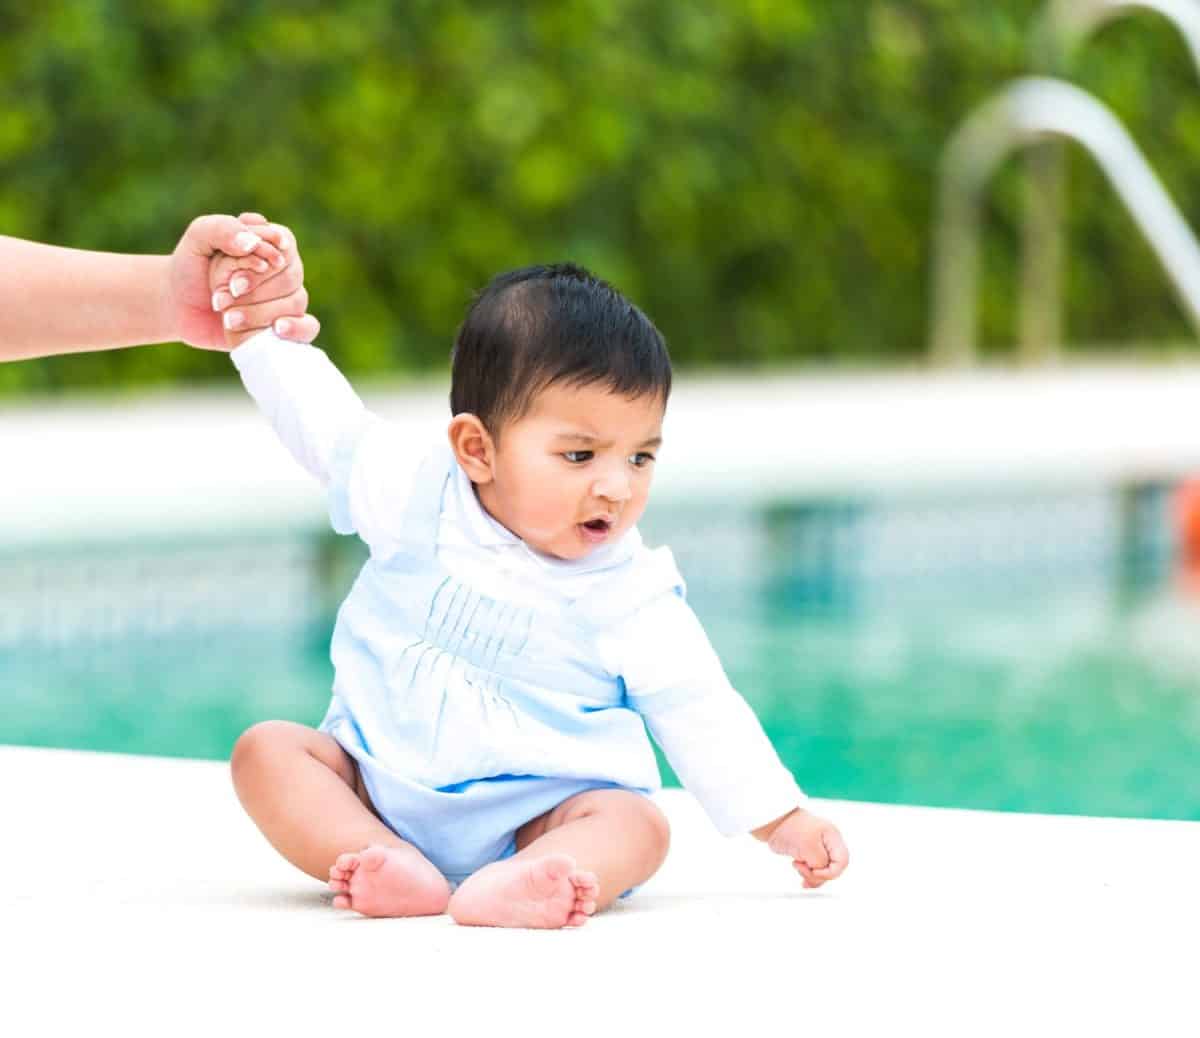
[592,473,632,502]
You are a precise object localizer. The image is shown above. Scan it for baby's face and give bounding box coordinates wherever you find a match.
[477,382,665,561]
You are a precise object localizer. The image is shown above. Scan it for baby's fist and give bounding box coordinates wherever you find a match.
[764,808,849,889]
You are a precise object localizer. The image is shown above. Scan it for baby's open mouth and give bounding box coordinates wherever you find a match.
[579,518,613,542]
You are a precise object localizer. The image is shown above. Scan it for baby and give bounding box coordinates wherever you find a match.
[209,248,849,928]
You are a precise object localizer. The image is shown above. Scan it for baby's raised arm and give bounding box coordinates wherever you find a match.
[210,237,420,555]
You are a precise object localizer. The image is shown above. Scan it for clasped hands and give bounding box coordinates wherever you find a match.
[167,211,319,350]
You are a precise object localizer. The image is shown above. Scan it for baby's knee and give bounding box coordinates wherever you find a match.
[230,720,355,794]
[556,788,671,862]
[603,791,671,865]
[229,720,297,786]
[638,797,672,865]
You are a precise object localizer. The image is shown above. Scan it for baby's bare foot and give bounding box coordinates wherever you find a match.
[327,844,451,918]
[447,853,600,929]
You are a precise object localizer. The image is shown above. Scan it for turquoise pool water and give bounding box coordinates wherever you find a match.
[4,486,1199,820]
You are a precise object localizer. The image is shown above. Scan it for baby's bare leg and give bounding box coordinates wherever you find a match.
[230,720,450,916]
[447,789,670,928]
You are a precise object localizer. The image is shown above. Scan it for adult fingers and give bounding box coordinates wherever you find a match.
[221,286,310,335]
[243,220,292,257]
[212,219,294,277]
[209,252,245,298]
[272,314,322,343]
[227,219,292,257]
[181,214,284,271]
[212,251,304,313]
[217,222,297,286]
[224,311,320,349]
[230,246,303,304]
[210,223,300,307]
[228,214,280,273]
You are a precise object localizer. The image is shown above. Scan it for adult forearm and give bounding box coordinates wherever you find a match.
[0,236,175,360]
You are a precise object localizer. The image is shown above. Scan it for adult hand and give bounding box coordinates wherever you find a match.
[167,213,319,349]
[209,213,321,349]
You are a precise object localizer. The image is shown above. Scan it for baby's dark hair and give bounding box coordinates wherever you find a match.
[449,263,672,441]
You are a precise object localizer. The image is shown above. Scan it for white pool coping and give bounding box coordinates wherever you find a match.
[6,362,1200,543]
[5,745,1195,1035]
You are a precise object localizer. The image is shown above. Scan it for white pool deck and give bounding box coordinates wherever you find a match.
[4,745,1195,1036]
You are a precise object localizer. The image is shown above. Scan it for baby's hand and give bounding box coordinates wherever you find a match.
[761,807,849,889]
[208,213,319,349]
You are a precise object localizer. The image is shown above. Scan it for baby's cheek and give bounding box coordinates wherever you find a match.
[521,493,576,543]
[524,497,569,536]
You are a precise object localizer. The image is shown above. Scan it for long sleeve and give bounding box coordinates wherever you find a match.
[231,329,423,555]
[599,592,807,836]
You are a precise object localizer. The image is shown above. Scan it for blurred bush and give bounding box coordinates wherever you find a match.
[2,0,1200,392]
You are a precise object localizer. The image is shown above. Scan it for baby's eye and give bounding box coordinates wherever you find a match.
[630,452,656,468]
[563,451,593,464]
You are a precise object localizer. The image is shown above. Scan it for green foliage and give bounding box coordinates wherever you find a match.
[3,0,1200,392]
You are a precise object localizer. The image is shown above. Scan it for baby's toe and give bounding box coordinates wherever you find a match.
[335,852,359,872]
[332,894,352,910]
[360,846,388,871]
[579,899,597,915]
[328,878,349,893]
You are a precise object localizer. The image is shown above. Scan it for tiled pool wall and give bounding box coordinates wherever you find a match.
[4,480,1179,650]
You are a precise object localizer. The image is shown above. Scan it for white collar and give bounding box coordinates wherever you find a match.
[450,459,641,574]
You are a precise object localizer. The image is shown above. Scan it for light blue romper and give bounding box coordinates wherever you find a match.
[319,440,686,886]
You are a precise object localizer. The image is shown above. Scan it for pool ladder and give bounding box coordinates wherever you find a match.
[929,0,1200,366]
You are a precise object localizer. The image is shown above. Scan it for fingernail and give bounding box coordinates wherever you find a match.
[274,319,291,336]
[230,276,250,298]
[273,252,287,268]
[234,231,262,252]
[253,259,269,273]
[277,232,291,250]
[211,291,226,312]
[223,311,245,329]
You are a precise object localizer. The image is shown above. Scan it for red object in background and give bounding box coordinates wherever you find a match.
[1176,479,1200,570]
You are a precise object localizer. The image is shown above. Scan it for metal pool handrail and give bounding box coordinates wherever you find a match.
[1033,0,1200,73]
[1018,0,1200,363]
[929,77,1200,366]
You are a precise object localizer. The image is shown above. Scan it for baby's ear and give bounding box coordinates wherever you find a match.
[447,414,495,483]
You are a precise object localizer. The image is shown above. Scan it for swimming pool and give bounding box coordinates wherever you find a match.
[4,482,1198,821]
